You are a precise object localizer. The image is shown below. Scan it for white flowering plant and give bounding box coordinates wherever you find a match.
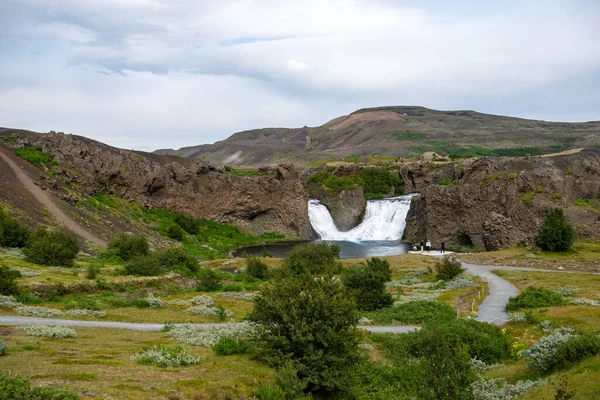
[168,322,256,348]
[16,306,63,318]
[23,325,76,338]
[131,345,199,367]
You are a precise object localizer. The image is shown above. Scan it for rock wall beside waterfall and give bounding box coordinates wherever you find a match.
[402,149,600,250]
[4,130,311,239]
[309,186,366,231]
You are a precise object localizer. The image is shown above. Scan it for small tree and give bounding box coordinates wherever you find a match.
[23,228,80,267]
[537,208,574,251]
[0,265,21,295]
[283,242,342,276]
[246,257,268,280]
[341,257,392,311]
[434,256,464,281]
[108,233,149,261]
[249,275,361,395]
[157,247,198,276]
[0,209,29,248]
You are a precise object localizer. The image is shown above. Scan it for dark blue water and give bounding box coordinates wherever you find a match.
[236,240,409,259]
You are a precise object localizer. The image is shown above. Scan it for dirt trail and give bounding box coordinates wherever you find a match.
[0,147,106,247]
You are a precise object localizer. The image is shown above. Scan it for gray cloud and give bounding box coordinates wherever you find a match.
[0,0,599,151]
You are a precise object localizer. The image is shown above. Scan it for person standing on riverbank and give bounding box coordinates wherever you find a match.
[426,239,431,252]
[441,241,445,253]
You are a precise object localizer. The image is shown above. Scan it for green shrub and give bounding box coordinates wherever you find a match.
[246,257,269,280]
[415,326,476,400]
[436,178,453,186]
[124,255,165,276]
[0,266,20,295]
[157,247,198,276]
[506,287,566,311]
[553,334,600,370]
[23,228,80,267]
[212,336,249,355]
[358,168,404,198]
[14,146,55,166]
[368,300,456,324]
[346,360,421,400]
[283,242,342,276]
[387,319,509,364]
[173,214,200,234]
[249,275,360,395]
[0,373,79,399]
[254,384,286,400]
[0,340,6,356]
[166,223,185,241]
[0,209,29,248]
[107,233,149,261]
[196,268,221,291]
[64,296,101,311]
[537,208,574,251]
[434,256,464,281]
[341,258,392,311]
[85,265,100,280]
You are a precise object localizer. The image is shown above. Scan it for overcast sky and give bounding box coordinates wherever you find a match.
[1,0,599,151]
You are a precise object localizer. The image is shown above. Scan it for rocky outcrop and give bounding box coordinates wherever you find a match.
[9,131,311,239]
[402,150,600,250]
[310,186,366,231]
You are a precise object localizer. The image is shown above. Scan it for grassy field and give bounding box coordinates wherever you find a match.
[0,326,275,400]
[460,240,600,272]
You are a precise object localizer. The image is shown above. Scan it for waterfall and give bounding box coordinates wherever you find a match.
[308,195,413,241]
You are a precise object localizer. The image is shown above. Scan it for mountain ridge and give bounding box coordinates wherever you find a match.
[154,106,600,166]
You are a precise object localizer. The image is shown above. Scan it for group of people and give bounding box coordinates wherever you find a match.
[413,239,445,253]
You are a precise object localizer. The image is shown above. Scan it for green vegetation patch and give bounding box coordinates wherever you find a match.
[307,167,404,199]
[436,178,453,186]
[367,300,456,324]
[14,146,56,166]
[506,287,566,311]
[392,131,426,141]
[0,373,79,399]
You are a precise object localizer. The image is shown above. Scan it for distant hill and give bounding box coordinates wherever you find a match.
[154,106,600,165]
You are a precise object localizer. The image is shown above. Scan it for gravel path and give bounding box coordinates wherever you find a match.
[0,315,419,334]
[0,147,106,246]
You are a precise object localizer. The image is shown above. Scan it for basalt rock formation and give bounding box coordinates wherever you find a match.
[309,186,366,231]
[401,149,600,250]
[3,130,310,239]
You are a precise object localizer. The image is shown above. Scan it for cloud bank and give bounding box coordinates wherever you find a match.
[1,0,599,150]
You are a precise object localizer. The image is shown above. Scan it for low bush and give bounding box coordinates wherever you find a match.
[16,306,63,318]
[341,258,393,311]
[85,264,100,280]
[0,373,79,399]
[196,268,221,291]
[166,223,185,241]
[521,330,575,372]
[393,319,509,364]
[65,309,107,318]
[173,213,200,234]
[65,296,102,311]
[157,247,198,276]
[131,345,199,367]
[0,209,29,248]
[254,384,286,400]
[189,295,214,307]
[472,378,542,400]
[124,255,165,276]
[0,294,20,309]
[434,256,465,281]
[23,325,76,338]
[0,339,6,356]
[283,242,342,276]
[167,322,256,347]
[212,336,249,355]
[0,266,21,295]
[368,300,456,324]
[107,233,149,261]
[23,228,80,267]
[553,334,600,370]
[555,286,579,297]
[246,257,268,280]
[506,287,566,311]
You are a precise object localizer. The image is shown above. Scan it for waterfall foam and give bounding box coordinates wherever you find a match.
[308,195,413,241]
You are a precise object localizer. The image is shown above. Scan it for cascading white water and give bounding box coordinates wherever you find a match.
[308,195,413,241]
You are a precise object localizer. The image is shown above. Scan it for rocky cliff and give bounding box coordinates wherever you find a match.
[401,149,600,250]
[4,130,311,239]
[309,186,365,231]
